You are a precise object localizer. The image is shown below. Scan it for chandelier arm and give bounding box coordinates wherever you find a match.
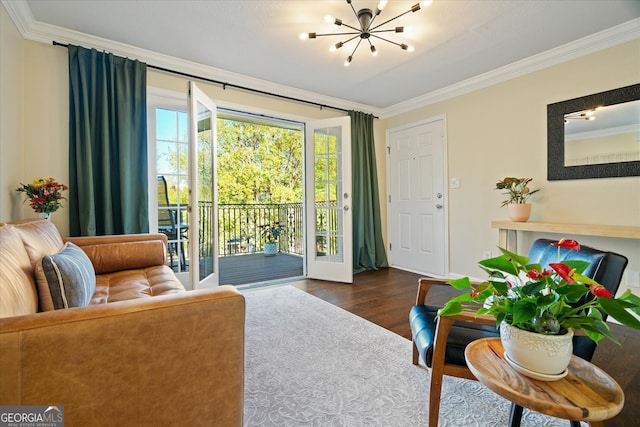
[338,22,364,32]
[348,0,359,20]
[369,9,414,32]
[313,31,361,37]
[349,38,363,57]
[334,34,362,46]
[369,28,402,34]
[369,33,404,48]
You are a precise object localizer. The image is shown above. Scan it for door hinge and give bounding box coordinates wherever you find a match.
[389,243,392,251]
[387,146,391,154]
[388,195,391,203]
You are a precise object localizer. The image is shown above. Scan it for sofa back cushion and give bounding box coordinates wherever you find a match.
[11,219,64,268]
[35,242,97,311]
[0,224,38,318]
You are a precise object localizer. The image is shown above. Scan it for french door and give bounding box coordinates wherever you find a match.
[305,116,353,283]
[188,82,218,288]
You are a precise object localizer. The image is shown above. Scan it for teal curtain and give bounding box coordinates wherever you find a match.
[349,111,389,273]
[68,45,148,236]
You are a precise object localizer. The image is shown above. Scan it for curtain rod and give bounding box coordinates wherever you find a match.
[53,41,377,118]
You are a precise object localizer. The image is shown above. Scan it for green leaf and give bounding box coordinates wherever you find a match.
[563,260,591,275]
[555,283,589,302]
[521,281,545,296]
[447,277,473,290]
[497,247,530,267]
[618,290,640,315]
[437,301,462,317]
[598,298,640,330]
[478,255,520,275]
[490,281,510,296]
[512,300,536,324]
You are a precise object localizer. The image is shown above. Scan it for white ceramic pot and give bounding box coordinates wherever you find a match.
[500,322,573,378]
[507,203,531,222]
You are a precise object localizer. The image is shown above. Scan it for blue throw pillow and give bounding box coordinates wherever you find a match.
[35,242,96,311]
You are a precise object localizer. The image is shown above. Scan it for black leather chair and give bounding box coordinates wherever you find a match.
[409,238,628,427]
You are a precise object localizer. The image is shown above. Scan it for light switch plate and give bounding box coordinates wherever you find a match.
[450,177,461,189]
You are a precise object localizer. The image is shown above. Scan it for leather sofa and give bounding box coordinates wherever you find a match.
[0,219,245,426]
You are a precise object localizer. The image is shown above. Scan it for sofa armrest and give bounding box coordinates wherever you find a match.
[0,285,245,426]
[65,234,169,273]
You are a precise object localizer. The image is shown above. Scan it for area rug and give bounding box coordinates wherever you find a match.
[243,285,584,426]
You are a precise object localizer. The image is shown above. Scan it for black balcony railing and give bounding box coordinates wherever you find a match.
[196,202,302,257]
[192,202,338,260]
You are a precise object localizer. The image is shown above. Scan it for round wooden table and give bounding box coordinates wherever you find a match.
[465,338,624,427]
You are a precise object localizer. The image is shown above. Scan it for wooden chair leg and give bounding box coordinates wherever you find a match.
[412,340,420,365]
[429,365,444,427]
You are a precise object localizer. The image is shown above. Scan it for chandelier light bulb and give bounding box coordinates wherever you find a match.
[330,41,344,52]
[377,0,389,11]
[401,43,415,52]
[325,15,334,24]
[420,0,433,7]
[344,56,353,67]
[299,33,308,40]
[370,45,378,56]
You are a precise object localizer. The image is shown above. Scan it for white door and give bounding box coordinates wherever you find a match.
[305,116,353,283]
[388,118,447,276]
[188,82,218,288]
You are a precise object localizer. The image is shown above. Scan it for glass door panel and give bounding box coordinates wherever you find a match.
[189,82,218,288]
[305,116,352,283]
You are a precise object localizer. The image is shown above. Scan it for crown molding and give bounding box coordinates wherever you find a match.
[2,0,381,117]
[3,0,636,120]
[381,18,640,118]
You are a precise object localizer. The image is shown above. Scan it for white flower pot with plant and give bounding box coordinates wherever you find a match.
[495,177,539,222]
[438,239,640,380]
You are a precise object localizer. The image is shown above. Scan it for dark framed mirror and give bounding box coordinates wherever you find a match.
[547,83,640,180]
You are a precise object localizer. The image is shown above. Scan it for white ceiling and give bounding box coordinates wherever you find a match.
[7,0,640,114]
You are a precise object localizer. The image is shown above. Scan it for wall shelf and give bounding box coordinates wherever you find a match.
[491,220,640,252]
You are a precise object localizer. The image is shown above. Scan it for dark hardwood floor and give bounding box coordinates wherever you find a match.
[290,268,638,427]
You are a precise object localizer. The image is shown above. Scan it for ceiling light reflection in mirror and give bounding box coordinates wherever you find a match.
[563,100,640,167]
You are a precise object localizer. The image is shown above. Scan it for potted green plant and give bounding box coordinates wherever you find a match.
[495,177,539,222]
[438,239,640,378]
[16,177,69,219]
[260,222,286,257]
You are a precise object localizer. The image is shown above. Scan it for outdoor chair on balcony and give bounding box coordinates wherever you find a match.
[157,175,189,268]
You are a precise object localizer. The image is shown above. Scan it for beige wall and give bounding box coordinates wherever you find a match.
[383,40,640,289]
[0,4,25,225]
[1,2,637,286]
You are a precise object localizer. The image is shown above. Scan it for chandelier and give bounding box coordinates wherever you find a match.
[300,0,432,67]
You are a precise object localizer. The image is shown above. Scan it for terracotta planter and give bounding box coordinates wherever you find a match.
[500,322,573,380]
[507,203,531,222]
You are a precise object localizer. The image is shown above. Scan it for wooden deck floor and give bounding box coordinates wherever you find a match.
[218,252,303,285]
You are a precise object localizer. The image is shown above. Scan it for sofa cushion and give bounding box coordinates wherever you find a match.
[0,224,38,318]
[90,265,185,304]
[35,242,97,311]
[12,219,64,268]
